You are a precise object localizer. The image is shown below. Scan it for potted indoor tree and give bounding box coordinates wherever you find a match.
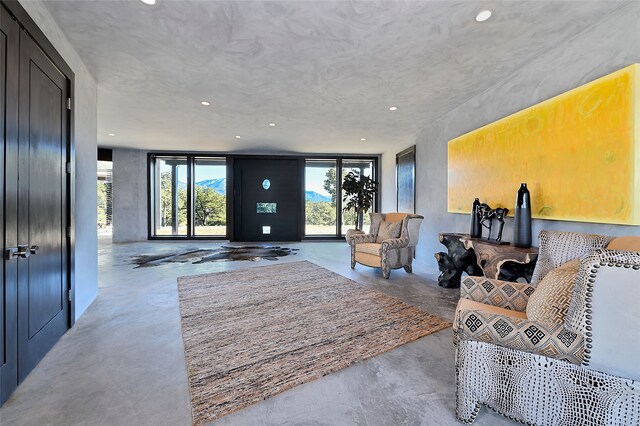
[342,170,378,231]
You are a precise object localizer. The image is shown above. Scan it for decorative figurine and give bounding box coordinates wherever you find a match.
[478,203,509,244]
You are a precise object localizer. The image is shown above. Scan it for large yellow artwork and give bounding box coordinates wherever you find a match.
[448,64,640,225]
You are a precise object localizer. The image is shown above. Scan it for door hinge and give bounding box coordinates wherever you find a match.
[66,226,72,238]
[66,162,72,174]
[68,289,72,302]
[67,98,71,110]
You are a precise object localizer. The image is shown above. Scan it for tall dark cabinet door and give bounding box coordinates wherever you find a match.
[233,159,302,241]
[0,6,20,405]
[16,31,69,381]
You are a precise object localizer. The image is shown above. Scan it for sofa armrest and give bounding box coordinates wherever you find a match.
[569,249,640,381]
[455,309,584,365]
[460,276,535,312]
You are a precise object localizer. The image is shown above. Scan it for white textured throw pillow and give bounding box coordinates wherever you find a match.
[376,220,402,243]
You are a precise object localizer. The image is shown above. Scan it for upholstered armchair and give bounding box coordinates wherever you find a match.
[347,212,423,279]
[453,230,640,425]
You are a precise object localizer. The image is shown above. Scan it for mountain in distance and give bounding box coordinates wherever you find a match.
[305,191,331,203]
[184,178,330,202]
[195,178,226,195]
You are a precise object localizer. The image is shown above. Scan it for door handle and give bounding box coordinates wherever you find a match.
[16,245,30,258]
[5,245,37,260]
[5,247,18,260]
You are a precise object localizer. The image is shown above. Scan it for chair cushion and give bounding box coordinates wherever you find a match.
[526,259,580,326]
[607,236,640,253]
[376,220,402,243]
[454,298,528,329]
[355,243,381,256]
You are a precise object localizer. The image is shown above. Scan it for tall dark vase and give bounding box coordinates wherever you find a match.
[513,183,532,248]
[470,198,482,238]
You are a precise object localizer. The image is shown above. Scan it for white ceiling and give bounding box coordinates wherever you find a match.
[43,0,629,154]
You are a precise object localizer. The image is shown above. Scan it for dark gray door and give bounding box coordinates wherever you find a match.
[16,30,69,382]
[0,6,20,405]
[233,159,302,241]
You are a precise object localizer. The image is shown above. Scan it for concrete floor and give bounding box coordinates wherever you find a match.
[0,239,514,426]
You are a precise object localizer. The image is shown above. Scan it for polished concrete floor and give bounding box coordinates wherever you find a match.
[0,239,513,425]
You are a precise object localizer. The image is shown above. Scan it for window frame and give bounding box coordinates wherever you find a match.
[147,152,379,241]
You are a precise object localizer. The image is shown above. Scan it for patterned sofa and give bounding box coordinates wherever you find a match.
[346,212,423,279]
[453,230,640,425]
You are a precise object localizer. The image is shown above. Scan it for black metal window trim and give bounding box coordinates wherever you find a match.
[147,152,380,241]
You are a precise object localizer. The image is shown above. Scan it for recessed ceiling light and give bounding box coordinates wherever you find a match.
[389,106,398,111]
[475,10,492,22]
[269,123,276,127]
[235,135,241,139]
[107,133,115,136]
[201,101,211,106]
[140,0,156,5]
[360,138,367,141]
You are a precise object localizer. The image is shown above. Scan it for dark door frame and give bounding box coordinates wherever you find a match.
[0,0,75,406]
[396,145,416,213]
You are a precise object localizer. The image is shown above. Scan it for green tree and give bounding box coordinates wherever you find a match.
[97,181,107,228]
[194,185,226,226]
[324,168,337,205]
[160,171,187,227]
[305,201,336,226]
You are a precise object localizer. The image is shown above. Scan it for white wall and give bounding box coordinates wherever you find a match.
[20,1,98,320]
[381,2,640,275]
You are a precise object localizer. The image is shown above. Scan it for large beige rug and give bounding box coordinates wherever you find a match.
[177,260,450,424]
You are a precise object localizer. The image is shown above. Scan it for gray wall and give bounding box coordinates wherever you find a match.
[112,149,148,243]
[20,1,99,320]
[381,2,640,275]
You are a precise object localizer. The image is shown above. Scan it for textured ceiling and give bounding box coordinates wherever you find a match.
[44,0,628,154]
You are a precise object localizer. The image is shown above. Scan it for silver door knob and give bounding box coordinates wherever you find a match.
[16,245,30,258]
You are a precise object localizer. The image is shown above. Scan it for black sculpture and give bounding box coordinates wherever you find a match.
[478,203,509,244]
[434,233,483,288]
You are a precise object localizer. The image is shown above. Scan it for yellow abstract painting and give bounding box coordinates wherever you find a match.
[448,64,640,225]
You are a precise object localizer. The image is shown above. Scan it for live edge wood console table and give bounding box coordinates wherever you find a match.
[434,233,539,288]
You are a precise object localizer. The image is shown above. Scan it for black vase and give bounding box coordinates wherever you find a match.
[470,198,482,238]
[513,183,532,248]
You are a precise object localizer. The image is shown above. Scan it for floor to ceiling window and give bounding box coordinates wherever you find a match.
[97,160,113,237]
[305,160,337,236]
[193,157,226,236]
[150,155,188,236]
[340,159,375,235]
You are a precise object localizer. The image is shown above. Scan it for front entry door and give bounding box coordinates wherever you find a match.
[233,159,302,241]
[16,30,70,381]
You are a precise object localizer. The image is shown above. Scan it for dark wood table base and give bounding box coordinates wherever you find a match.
[434,233,538,288]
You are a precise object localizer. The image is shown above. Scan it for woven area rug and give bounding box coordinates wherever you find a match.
[177,260,450,424]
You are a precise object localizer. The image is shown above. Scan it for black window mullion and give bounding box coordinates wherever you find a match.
[187,155,193,238]
[336,158,342,237]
